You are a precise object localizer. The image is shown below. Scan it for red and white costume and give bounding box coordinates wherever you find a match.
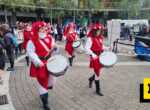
[85,23,105,79]
[23,25,33,49]
[27,21,55,95]
[63,22,78,57]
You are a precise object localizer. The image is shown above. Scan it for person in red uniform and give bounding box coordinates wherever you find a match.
[85,22,105,96]
[63,22,78,66]
[23,23,33,66]
[27,21,56,110]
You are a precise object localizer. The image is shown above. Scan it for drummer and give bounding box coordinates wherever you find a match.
[85,22,106,96]
[23,23,33,66]
[27,21,56,110]
[63,22,78,66]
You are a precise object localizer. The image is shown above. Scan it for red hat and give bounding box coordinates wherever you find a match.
[31,21,47,40]
[64,22,76,36]
[92,23,104,30]
[32,21,47,33]
[87,23,104,37]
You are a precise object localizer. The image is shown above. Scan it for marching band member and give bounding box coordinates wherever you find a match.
[85,22,105,96]
[23,23,32,66]
[63,22,78,66]
[27,21,56,110]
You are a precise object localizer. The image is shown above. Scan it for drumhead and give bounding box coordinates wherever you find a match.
[99,51,117,67]
[72,41,81,48]
[47,55,69,73]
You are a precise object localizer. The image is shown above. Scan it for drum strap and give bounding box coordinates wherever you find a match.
[38,39,57,60]
[95,38,102,48]
[39,39,51,60]
[39,53,51,60]
[39,39,50,53]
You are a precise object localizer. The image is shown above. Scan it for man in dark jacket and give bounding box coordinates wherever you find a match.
[0,24,15,71]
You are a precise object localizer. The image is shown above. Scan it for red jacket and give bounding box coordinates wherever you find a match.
[89,36,104,76]
[23,30,32,49]
[30,36,53,89]
[65,32,77,56]
[90,36,104,55]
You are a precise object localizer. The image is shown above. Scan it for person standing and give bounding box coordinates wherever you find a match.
[0,34,6,70]
[0,24,15,71]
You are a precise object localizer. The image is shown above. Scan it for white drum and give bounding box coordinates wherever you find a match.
[99,51,117,67]
[47,55,69,77]
[72,40,84,53]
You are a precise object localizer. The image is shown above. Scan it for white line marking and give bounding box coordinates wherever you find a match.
[15,55,26,63]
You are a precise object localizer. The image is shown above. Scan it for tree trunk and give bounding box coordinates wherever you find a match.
[73,10,76,23]
[50,9,53,24]
[4,8,8,24]
[11,11,17,27]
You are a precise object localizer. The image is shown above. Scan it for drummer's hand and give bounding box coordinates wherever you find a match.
[104,46,111,51]
[40,62,44,67]
[35,62,44,68]
[92,54,98,59]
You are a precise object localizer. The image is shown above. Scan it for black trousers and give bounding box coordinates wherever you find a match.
[6,50,14,68]
[0,56,5,70]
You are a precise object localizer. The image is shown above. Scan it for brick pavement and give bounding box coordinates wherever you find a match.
[9,51,150,110]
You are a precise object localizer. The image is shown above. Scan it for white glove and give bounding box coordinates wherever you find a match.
[34,62,44,68]
[91,54,98,59]
[104,46,110,51]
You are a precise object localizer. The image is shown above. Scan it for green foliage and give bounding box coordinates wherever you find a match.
[119,0,142,18]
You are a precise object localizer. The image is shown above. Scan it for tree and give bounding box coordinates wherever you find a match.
[0,0,36,23]
[119,0,143,19]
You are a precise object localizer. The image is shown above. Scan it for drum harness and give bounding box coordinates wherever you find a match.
[38,39,56,60]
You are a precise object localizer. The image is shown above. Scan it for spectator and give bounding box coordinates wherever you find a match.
[0,35,6,70]
[53,24,58,41]
[57,24,63,41]
[0,24,15,71]
[12,27,19,58]
[15,22,24,54]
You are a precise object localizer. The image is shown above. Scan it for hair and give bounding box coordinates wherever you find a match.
[0,24,10,34]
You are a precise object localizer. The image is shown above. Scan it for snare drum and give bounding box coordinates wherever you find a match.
[72,40,84,53]
[99,51,117,67]
[46,55,69,77]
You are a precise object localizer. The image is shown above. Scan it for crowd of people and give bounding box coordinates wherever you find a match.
[0,21,89,70]
[120,23,150,41]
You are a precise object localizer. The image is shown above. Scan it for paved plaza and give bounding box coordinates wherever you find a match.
[7,43,150,110]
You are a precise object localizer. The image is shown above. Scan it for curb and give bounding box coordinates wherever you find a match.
[0,55,26,110]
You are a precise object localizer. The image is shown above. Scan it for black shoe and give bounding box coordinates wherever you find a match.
[68,57,73,66]
[88,75,95,88]
[40,93,51,110]
[7,67,14,71]
[25,56,29,66]
[96,91,104,96]
[48,86,53,90]
[72,55,75,58]
[43,106,50,110]
[95,80,104,96]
